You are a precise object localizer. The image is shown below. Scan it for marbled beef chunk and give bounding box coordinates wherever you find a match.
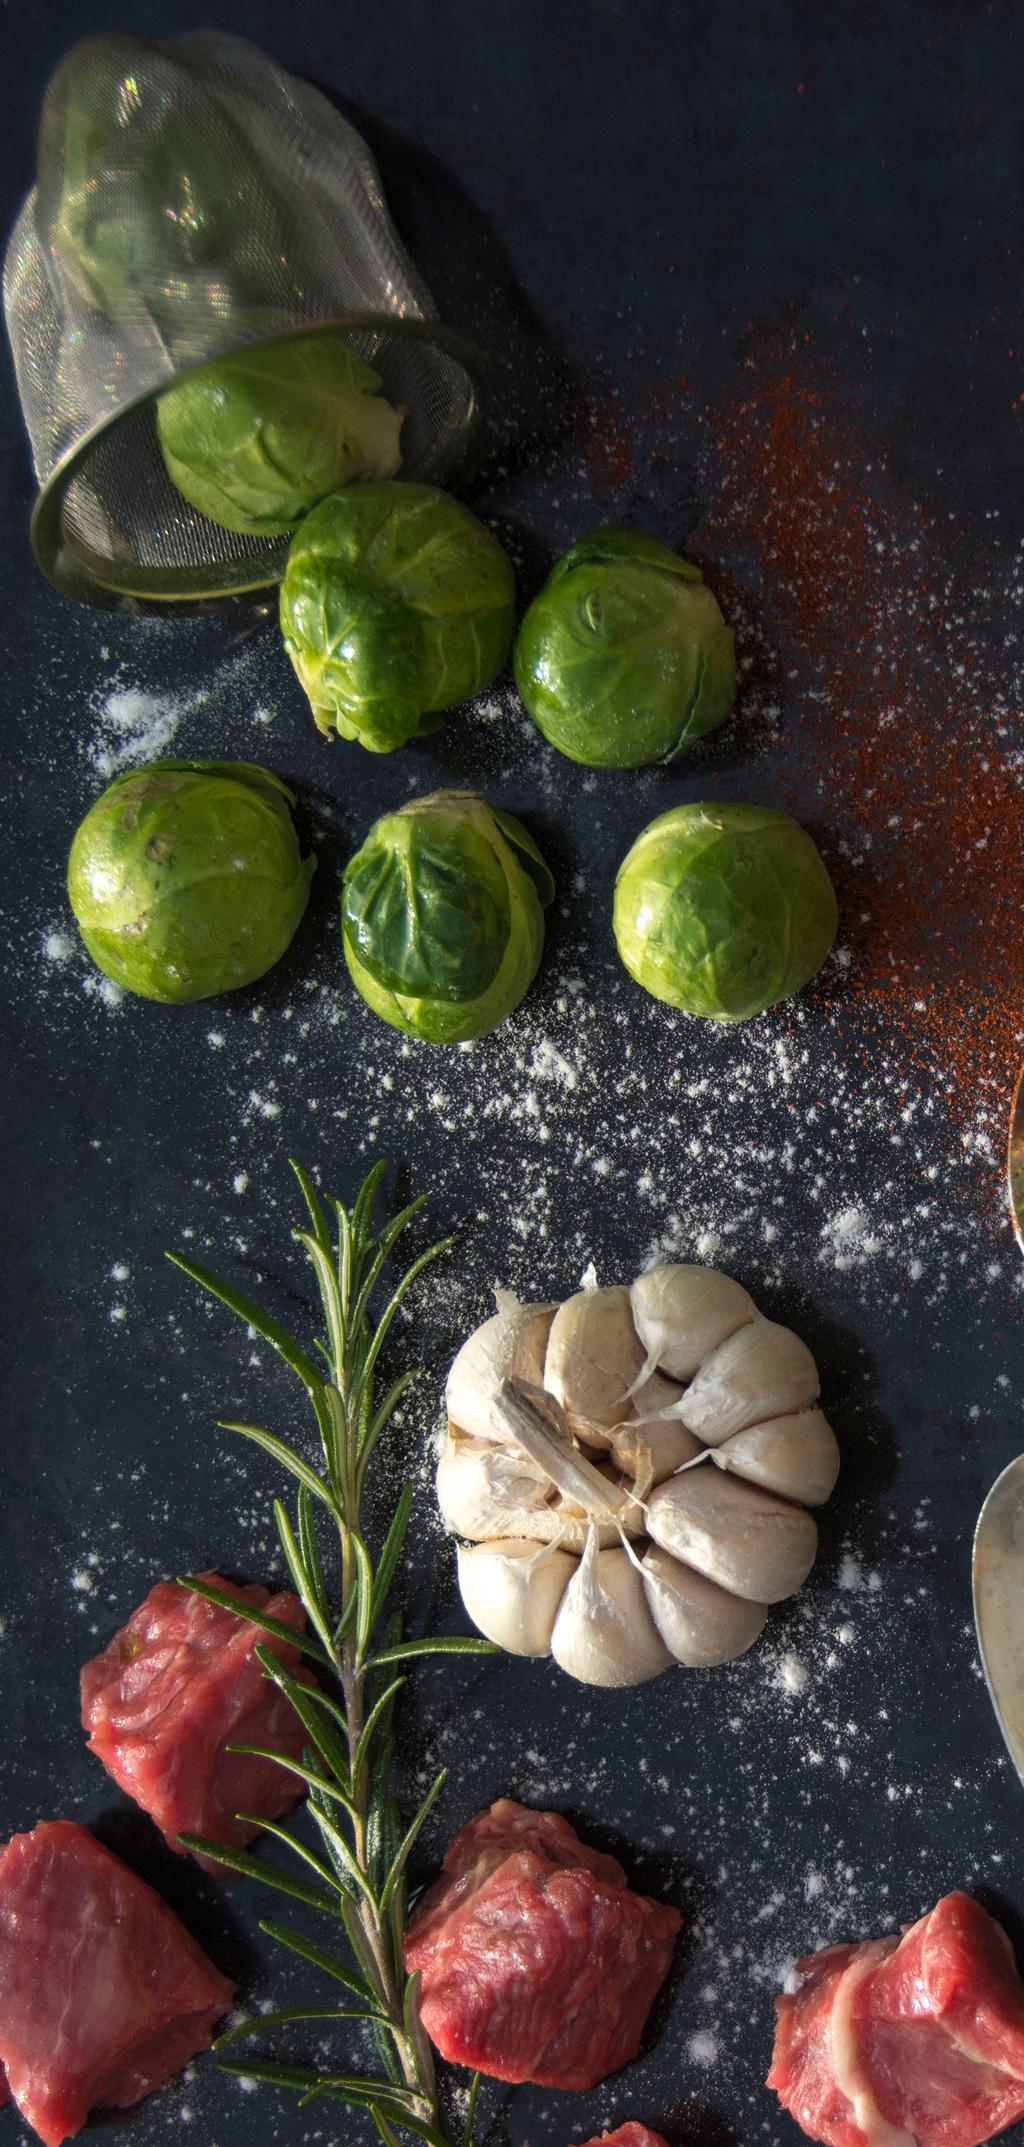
[0,1820,234,2147]
[404,1799,681,2090]
[81,1571,309,1861]
[768,1891,1024,2147]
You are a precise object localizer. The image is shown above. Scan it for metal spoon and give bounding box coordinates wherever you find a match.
[973,1454,1024,1787]
[1008,1064,1024,1251]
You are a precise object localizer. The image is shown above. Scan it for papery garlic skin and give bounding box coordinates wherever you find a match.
[446,1300,557,1447]
[437,1438,629,1550]
[550,1535,673,1687]
[456,1540,575,1656]
[676,1317,819,1445]
[630,1264,755,1383]
[544,1286,646,1440]
[646,1468,818,1603]
[641,1543,768,1667]
[712,1410,839,1507]
[437,1434,552,1540]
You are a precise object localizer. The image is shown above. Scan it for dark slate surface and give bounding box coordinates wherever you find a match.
[2,6,1024,2146]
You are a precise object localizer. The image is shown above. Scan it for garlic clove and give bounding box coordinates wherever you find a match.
[646,1468,818,1603]
[456,1539,576,1656]
[436,1434,553,1541]
[630,1264,756,1384]
[630,1369,687,1420]
[446,1300,557,1446]
[608,1416,702,1490]
[544,1286,646,1441]
[550,1532,674,1687]
[712,1410,840,1507]
[676,1316,820,1445]
[641,1544,768,1667]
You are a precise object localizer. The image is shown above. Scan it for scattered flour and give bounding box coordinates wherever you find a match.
[529,1037,579,1089]
[777,1652,811,1695]
[89,684,200,778]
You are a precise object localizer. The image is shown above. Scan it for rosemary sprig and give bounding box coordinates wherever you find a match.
[168,1159,493,2147]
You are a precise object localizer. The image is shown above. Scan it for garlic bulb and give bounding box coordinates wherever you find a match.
[439,1262,838,1687]
[457,1539,578,1656]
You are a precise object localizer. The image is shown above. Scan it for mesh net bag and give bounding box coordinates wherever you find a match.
[3,32,480,605]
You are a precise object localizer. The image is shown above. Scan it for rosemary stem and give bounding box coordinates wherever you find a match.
[336,1372,441,2128]
[173,1162,468,2147]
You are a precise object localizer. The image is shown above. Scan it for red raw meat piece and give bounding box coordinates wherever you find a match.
[574,2128,669,2147]
[81,1571,310,1864]
[768,1891,1024,2147]
[404,1798,681,2090]
[0,1819,234,2147]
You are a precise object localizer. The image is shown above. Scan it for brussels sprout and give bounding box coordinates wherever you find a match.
[43,39,291,331]
[68,760,315,1003]
[279,484,516,752]
[341,790,553,1042]
[156,336,404,536]
[514,526,736,768]
[613,802,837,1021]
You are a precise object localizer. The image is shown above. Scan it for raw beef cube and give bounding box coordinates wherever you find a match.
[574,2128,669,2147]
[404,1798,681,2090]
[0,1819,234,2147]
[768,1891,1024,2147]
[81,1571,310,1862]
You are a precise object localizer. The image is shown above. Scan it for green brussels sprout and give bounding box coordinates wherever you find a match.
[43,39,291,332]
[341,790,553,1042]
[514,526,736,767]
[156,336,404,536]
[67,760,315,1003]
[613,802,837,1021]
[279,484,516,752]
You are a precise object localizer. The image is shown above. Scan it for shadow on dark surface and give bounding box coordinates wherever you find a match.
[657,2111,744,2147]
[976,1885,1024,1957]
[688,556,789,776]
[483,512,559,610]
[782,1290,891,1446]
[314,92,588,500]
[758,1296,897,1573]
[89,1803,259,1987]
